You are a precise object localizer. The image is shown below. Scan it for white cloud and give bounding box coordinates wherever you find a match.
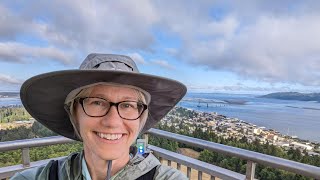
[165,48,178,56]
[0,42,75,65]
[127,53,146,64]
[22,0,157,51]
[0,74,22,85]
[182,14,320,86]
[0,1,160,65]
[1,1,320,88]
[151,59,174,70]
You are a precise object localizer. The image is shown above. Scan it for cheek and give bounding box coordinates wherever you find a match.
[126,120,141,135]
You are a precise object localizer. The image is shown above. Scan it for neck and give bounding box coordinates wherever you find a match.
[83,150,130,180]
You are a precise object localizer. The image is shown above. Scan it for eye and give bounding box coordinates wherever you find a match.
[120,102,137,109]
[85,98,108,107]
[92,100,104,106]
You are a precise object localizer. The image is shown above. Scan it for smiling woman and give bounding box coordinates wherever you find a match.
[10,54,187,180]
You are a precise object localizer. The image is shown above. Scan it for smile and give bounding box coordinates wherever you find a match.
[96,132,123,140]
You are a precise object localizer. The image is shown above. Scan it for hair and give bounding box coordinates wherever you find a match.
[67,85,149,140]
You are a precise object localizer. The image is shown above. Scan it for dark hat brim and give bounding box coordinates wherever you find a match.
[20,70,187,140]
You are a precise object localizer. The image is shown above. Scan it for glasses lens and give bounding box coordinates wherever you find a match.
[118,101,145,120]
[82,97,110,116]
[81,97,146,120]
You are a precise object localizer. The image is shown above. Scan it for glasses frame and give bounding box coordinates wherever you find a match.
[77,97,148,120]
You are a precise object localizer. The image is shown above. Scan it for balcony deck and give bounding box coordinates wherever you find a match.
[0,128,320,180]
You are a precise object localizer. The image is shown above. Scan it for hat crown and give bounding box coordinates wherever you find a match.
[79,53,139,73]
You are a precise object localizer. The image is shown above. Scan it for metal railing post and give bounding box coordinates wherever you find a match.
[21,148,30,167]
[198,171,202,180]
[245,161,256,180]
[142,134,148,144]
[177,163,181,170]
[187,167,191,178]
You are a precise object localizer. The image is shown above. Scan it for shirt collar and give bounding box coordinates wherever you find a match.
[82,157,92,180]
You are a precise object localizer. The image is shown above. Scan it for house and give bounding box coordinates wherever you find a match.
[291,142,313,151]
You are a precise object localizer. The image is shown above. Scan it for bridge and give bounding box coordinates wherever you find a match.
[0,128,320,180]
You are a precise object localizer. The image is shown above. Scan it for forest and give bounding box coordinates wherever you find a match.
[1,107,319,179]
[0,106,32,123]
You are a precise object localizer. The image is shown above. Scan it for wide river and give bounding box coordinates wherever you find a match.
[181,93,320,143]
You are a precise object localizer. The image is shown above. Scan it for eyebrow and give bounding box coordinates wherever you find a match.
[91,94,138,101]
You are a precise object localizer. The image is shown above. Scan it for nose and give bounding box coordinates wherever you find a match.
[100,105,123,127]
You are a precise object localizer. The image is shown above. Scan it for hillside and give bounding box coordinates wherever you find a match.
[260,92,320,102]
[0,92,19,98]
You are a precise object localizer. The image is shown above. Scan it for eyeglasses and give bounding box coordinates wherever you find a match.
[77,97,148,120]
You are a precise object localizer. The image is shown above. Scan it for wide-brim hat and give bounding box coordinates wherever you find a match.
[20,53,187,141]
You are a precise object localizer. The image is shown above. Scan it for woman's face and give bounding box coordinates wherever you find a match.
[75,85,142,161]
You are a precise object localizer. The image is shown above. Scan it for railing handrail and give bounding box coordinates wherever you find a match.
[0,136,74,152]
[147,128,320,179]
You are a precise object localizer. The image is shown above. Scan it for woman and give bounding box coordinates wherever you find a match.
[11,54,188,180]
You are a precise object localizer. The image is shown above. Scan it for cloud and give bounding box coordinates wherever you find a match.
[0,1,160,65]
[0,42,75,65]
[11,1,157,51]
[181,14,320,86]
[153,1,320,86]
[0,74,22,85]
[165,48,178,56]
[2,1,320,87]
[127,53,146,64]
[151,59,174,70]
[0,5,24,39]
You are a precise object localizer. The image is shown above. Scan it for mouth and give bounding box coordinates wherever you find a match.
[96,132,124,141]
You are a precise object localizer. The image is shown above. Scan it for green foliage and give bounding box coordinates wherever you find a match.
[0,121,57,142]
[31,121,57,137]
[0,106,32,123]
[0,126,34,141]
[149,136,178,152]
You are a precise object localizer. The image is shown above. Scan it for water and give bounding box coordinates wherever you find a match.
[180,93,320,143]
[0,97,21,107]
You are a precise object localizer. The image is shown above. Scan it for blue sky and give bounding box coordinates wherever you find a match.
[1,1,320,94]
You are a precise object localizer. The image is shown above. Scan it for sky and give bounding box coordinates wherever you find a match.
[1,0,320,94]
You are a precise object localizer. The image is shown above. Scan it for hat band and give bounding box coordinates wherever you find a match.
[64,82,151,106]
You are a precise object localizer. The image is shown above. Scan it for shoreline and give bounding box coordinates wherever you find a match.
[178,105,320,144]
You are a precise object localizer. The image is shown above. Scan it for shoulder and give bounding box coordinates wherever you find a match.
[10,161,51,180]
[10,152,81,180]
[154,164,188,180]
[142,153,187,179]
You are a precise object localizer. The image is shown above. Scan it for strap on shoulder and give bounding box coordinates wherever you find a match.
[49,160,59,180]
[135,165,158,180]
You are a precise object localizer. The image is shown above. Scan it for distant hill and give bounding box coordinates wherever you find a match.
[0,92,19,98]
[260,92,320,102]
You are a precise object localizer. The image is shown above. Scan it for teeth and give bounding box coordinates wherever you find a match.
[97,132,122,140]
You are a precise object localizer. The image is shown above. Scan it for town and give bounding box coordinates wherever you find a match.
[161,106,320,156]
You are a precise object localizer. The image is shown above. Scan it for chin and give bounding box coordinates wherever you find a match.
[98,149,128,160]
